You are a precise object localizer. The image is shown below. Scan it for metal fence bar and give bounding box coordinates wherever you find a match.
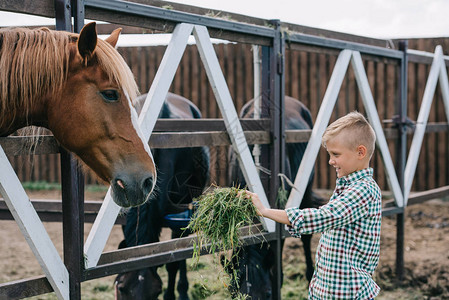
[287,32,403,59]
[54,0,71,31]
[60,149,84,300]
[72,0,85,33]
[394,40,409,281]
[268,19,284,300]
[62,3,86,298]
[84,0,275,38]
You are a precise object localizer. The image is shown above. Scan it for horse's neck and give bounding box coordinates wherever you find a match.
[0,112,26,136]
[0,97,49,136]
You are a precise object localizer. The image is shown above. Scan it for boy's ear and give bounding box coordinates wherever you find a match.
[357,145,367,159]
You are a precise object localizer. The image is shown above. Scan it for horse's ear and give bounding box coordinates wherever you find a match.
[105,28,122,48]
[78,22,97,64]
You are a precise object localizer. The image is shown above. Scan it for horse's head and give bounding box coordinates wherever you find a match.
[45,23,156,207]
[222,244,275,300]
[115,268,162,300]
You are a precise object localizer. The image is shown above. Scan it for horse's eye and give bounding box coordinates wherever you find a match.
[99,89,120,102]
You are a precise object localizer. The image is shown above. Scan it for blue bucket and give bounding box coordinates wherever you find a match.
[164,209,193,230]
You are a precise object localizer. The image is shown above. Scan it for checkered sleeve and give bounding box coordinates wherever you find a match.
[285,183,371,237]
[285,207,304,237]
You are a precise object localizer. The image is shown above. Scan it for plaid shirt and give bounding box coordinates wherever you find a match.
[286,168,381,299]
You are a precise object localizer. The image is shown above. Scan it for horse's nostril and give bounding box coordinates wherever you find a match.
[116,179,125,189]
[141,176,153,195]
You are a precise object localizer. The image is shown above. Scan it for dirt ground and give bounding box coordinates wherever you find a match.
[0,190,448,299]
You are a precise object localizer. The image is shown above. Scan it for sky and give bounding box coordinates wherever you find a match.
[0,0,448,44]
[165,0,449,39]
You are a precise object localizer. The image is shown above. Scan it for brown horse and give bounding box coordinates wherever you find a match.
[0,23,156,207]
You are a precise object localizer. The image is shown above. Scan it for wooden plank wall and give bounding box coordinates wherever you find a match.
[7,40,449,193]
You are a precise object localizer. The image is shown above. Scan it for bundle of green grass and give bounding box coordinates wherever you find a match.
[187,186,260,263]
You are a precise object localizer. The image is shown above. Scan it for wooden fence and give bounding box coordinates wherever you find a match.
[9,39,449,193]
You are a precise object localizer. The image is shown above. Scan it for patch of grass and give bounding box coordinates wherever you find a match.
[93,284,112,293]
[186,257,235,300]
[85,184,109,193]
[21,181,108,194]
[281,275,309,299]
[190,282,215,299]
[188,261,207,271]
[22,181,61,191]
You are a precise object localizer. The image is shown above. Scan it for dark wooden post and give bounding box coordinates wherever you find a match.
[395,40,408,281]
[56,1,86,298]
[54,0,71,31]
[261,42,279,300]
[261,19,285,300]
[60,149,85,300]
[72,0,85,33]
[260,46,272,191]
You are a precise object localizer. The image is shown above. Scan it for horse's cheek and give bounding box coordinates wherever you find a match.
[47,93,92,150]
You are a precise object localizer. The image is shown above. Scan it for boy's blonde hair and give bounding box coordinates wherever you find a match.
[322,111,376,158]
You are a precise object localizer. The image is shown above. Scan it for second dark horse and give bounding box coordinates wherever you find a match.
[227,96,325,299]
[115,93,210,300]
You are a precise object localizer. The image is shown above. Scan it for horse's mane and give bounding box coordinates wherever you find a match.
[0,26,138,130]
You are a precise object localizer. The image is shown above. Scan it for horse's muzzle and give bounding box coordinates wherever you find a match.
[111,172,154,207]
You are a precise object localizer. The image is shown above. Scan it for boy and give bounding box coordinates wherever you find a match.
[245,111,382,299]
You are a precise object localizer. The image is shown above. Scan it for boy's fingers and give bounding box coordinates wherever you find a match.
[237,190,251,199]
[244,191,253,197]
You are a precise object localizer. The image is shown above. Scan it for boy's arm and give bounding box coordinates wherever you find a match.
[259,207,292,225]
[244,191,292,225]
[288,184,376,235]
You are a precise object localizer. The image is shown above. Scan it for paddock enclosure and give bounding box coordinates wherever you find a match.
[9,36,449,194]
[1,0,449,299]
[120,40,449,194]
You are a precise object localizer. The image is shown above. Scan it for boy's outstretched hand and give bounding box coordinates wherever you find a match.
[242,190,265,216]
[240,190,292,226]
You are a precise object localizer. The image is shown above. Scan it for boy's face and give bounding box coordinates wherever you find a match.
[325,133,366,178]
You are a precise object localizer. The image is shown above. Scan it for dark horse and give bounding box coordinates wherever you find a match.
[114,93,210,300]
[0,23,156,207]
[227,96,325,299]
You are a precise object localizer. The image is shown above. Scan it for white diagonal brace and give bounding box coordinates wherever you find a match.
[0,147,69,300]
[404,46,444,202]
[351,51,404,207]
[193,25,275,232]
[139,23,195,138]
[438,51,449,122]
[287,50,352,209]
[84,23,195,268]
[83,189,119,268]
